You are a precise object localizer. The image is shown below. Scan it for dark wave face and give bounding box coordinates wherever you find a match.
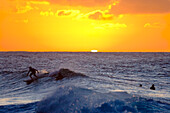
[36,86,170,113]
[0,52,170,113]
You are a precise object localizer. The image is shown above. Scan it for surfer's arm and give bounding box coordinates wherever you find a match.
[27,70,30,76]
[35,69,39,73]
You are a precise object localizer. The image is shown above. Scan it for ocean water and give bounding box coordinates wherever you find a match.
[0,52,169,113]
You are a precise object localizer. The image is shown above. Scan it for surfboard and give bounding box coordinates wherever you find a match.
[23,73,48,85]
[23,78,38,85]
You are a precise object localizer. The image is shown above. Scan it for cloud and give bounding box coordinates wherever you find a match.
[40,11,54,16]
[47,0,113,7]
[144,23,161,28]
[2,0,170,15]
[89,11,103,20]
[109,0,170,14]
[40,9,113,20]
[87,10,113,20]
[0,0,50,14]
[16,1,50,14]
[28,1,50,5]
[58,11,72,16]
[56,10,80,17]
[101,23,127,28]
[16,5,33,14]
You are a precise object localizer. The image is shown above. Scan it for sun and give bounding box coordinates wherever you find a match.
[91,50,98,52]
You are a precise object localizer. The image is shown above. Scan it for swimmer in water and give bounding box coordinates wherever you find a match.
[150,84,155,90]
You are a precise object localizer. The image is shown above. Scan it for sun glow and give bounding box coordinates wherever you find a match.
[91,50,98,52]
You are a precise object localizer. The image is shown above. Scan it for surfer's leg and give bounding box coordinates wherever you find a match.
[33,73,38,78]
[29,73,33,80]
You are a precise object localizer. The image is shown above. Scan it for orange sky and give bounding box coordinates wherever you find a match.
[0,0,170,52]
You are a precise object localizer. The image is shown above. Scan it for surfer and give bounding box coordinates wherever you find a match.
[27,67,39,80]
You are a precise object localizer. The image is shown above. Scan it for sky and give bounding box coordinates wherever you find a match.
[0,0,170,52]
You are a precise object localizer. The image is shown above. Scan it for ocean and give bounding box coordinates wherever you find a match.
[0,52,169,113]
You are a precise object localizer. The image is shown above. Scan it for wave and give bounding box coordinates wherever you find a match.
[36,86,170,113]
[55,68,87,80]
[0,102,37,113]
[0,68,170,113]
[0,84,169,113]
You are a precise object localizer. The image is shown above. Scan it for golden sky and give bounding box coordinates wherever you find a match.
[0,0,170,52]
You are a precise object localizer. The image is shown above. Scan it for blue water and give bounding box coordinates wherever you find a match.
[0,52,170,113]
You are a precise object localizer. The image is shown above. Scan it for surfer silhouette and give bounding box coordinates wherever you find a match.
[150,84,155,90]
[27,67,39,80]
[139,84,142,87]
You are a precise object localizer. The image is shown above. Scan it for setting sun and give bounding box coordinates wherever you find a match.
[91,50,98,52]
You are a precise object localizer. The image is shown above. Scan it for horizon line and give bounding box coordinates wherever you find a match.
[0,51,169,53]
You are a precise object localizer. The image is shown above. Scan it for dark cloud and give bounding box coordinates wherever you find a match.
[58,11,72,16]
[89,12,103,20]
[88,11,113,20]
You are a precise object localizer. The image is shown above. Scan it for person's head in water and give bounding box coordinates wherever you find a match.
[150,84,155,90]
[151,84,155,87]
